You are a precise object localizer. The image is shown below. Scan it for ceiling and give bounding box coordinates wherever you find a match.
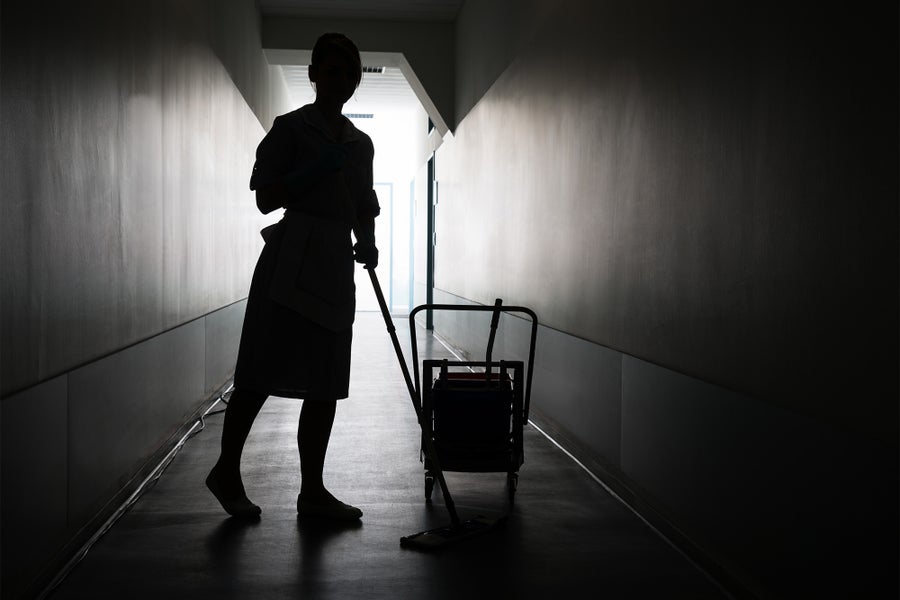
[257,0,464,22]
[281,64,421,113]
[260,2,459,116]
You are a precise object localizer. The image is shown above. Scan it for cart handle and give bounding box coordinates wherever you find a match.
[408,303,539,423]
[485,299,503,383]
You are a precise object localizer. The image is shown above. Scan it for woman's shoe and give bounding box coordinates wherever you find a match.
[296,494,362,521]
[206,468,261,518]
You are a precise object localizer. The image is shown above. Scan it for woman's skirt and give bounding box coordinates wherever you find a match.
[234,220,353,400]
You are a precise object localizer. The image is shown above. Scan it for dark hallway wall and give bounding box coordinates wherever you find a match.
[446,0,896,441]
[436,0,897,597]
[0,1,290,597]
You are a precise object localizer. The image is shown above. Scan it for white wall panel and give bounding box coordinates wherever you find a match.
[0,377,68,598]
[0,0,287,396]
[0,1,289,596]
[67,319,206,525]
[621,354,895,598]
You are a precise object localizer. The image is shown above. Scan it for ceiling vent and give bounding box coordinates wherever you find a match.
[344,113,374,119]
[362,66,385,74]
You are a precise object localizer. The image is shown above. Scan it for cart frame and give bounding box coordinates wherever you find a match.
[408,301,538,503]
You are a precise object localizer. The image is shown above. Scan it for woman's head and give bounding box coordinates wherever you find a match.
[309,33,362,103]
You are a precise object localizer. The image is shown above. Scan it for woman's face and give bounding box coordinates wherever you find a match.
[310,51,359,105]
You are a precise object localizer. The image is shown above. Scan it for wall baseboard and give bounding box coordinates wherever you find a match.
[1,302,246,600]
[429,287,898,600]
[32,384,229,600]
[527,406,762,600]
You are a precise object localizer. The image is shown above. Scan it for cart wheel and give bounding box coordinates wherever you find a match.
[425,474,435,502]
[507,473,518,504]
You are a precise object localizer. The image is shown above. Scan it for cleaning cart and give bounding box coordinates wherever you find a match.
[408,300,538,505]
[368,267,538,549]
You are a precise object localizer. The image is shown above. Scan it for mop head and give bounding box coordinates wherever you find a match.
[400,515,507,551]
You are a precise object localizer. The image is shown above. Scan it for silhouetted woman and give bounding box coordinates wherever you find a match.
[206,32,378,520]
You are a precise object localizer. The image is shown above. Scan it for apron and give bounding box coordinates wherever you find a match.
[268,210,356,332]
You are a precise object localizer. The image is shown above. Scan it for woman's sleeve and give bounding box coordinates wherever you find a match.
[249,116,294,191]
[356,137,381,218]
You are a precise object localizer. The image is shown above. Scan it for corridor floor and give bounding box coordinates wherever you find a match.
[48,312,727,599]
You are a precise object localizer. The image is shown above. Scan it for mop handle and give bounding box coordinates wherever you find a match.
[366,267,461,525]
[366,267,418,407]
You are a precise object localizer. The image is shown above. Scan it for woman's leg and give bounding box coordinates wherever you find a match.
[206,388,267,517]
[297,399,362,520]
[297,398,337,502]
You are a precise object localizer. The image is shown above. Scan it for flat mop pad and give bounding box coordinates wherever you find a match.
[400,515,507,551]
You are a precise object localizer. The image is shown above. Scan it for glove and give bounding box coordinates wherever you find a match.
[353,240,378,269]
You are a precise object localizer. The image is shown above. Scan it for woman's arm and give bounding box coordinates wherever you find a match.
[352,140,379,267]
[256,146,347,215]
[352,186,379,267]
[355,213,376,244]
[250,115,294,214]
[255,182,291,215]
[353,213,378,268]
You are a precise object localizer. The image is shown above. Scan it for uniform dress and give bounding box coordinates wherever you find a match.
[234,104,379,400]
